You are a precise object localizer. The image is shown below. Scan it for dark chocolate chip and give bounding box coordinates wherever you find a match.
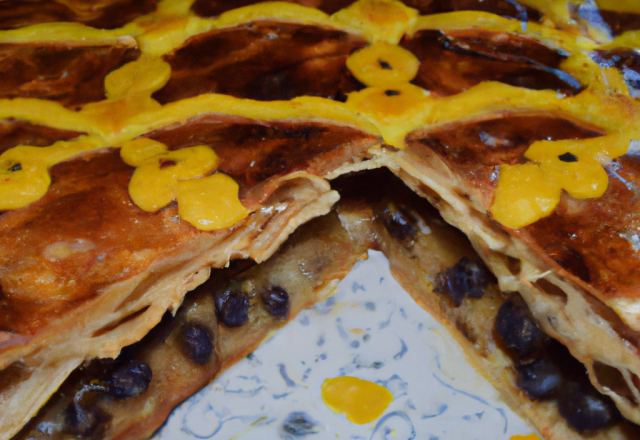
[558,152,578,162]
[378,59,392,70]
[261,286,290,319]
[434,257,496,306]
[381,206,418,245]
[8,163,21,172]
[384,90,401,96]
[495,297,549,359]
[107,360,152,399]
[214,290,250,327]
[557,382,618,432]
[180,322,215,365]
[517,357,562,400]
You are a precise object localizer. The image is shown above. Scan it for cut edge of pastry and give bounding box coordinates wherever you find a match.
[379,149,640,427]
[0,172,339,440]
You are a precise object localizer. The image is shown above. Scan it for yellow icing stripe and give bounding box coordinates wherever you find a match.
[332,0,418,44]
[0,100,97,136]
[138,3,347,57]
[104,56,171,101]
[410,11,597,53]
[584,0,640,14]
[118,94,380,144]
[321,376,393,424]
[0,22,135,45]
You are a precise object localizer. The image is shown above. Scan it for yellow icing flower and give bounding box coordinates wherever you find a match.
[525,139,609,199]
[177,174,249,231]
[122,138,220,212]
[346,83,432,148]
[121,138,249,230]
[491,134,631,229]
[346,42,420,87]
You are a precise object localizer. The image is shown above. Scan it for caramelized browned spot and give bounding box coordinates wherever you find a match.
[192,0,356,16]
[0,149,200,334]
[545,244,591,283]
[0,1,74,30]
[0,0,159,30]
[0,119,84,154]
[520,154,640,298]
[597,9,640,36]
[401,29,582,96]
[0,44,140,108]
[402,0,541,21]
[407,115,602,197]
[146,115,377,196]
[152,22,365,104]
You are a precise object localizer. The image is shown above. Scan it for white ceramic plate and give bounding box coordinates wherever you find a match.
[152,250,538,440]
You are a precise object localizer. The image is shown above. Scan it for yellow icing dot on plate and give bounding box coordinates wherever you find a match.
[321,376,393,424]
[510,434,543,440]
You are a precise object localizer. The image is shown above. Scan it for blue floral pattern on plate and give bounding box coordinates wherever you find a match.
[152,251,537,440]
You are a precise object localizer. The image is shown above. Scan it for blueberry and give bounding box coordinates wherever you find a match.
[107,360,152,399]
[261,286,290,319]
[434,257,496,305]
[381,205,418,245]
[495,297,549,358]
[214,290,250,327]
[180,322,215,365]
[517,358,562,400]
[557,383,618,432]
